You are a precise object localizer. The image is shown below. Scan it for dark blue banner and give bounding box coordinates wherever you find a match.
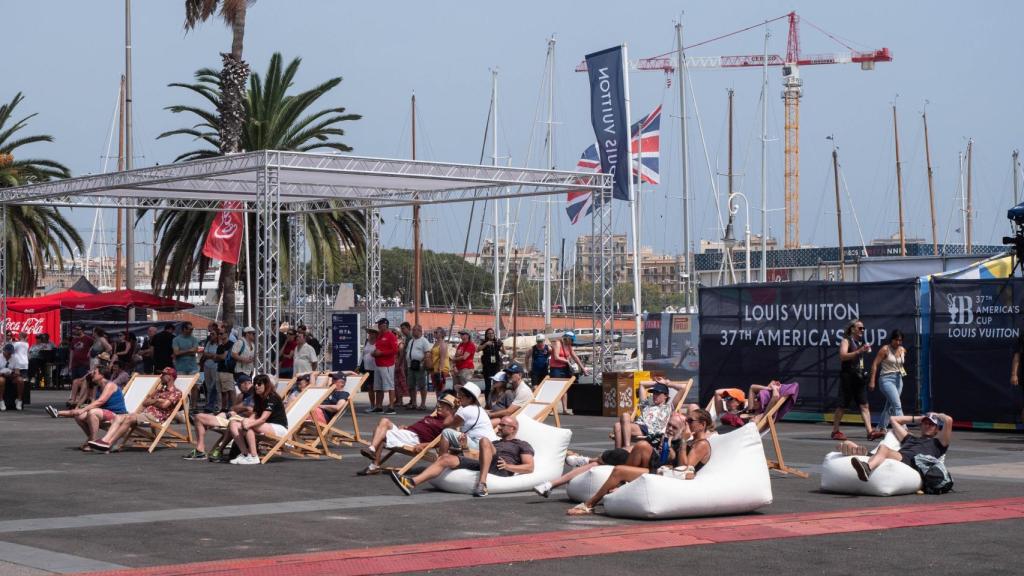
[331,312,360,372]
[585,46,630,202]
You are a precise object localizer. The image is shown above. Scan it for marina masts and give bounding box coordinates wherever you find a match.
[412,93,421,326]
[892,104,906,257]
[543,37,555,333]
[491,69,500,337]
[966,138,973,254]
[675,22,693,307]
[923,110,939,256]
[760,24,769,283]
[830,136,844,280]
[124,0,135,308]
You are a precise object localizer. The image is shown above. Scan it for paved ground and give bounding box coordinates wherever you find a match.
[0,389,1022,575]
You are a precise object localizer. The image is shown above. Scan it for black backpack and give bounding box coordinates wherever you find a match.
[913,454,954,494]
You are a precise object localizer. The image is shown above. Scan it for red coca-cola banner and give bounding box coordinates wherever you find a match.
[201,201,244,264]
[2,309,62,345]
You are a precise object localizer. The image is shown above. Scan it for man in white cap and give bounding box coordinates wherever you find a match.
[488,363,532,425]
[846,412,954,482]
[529,334,551,387]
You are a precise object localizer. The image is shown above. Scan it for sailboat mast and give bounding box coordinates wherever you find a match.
[412,93,421,326]
[1013,149,1020,206]
[491,69,501,337]
[831,137,844,280]
[116,75,126,289]
[892,104,906,256]
[675,22,692,308]
[923,111,939,256]
[760,24,769,283]
[966,139,973,254]
[124,0,135,305]
[543,37,555,333]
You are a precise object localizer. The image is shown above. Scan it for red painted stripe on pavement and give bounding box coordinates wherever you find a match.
[80,497,1024,576]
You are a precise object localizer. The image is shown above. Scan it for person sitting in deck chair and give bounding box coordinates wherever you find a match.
[311,372,353,424]
[841,412,953,482]
[357,394,457,476]
[226,374,288,465]
[184,373,255,461]
[389,415,535,498]
[45,369,127,450]
[534,413,690,498]
[283,373,312,405]
[487,363,532,425]
[568,409,714,515]
[613,378,687,449]
[87,367,182,452]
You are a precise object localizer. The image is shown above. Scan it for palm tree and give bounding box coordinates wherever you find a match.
[153,53,364,322]
[0,93,83,295]
[184,0,252,154]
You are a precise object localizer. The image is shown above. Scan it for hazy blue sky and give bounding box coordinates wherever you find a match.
[6,1,1023,265]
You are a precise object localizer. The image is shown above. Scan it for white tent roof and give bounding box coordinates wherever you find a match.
[0,150,611,212]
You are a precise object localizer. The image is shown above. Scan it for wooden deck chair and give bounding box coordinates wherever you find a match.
[671,378,694,413]
[103,375,159,429]
[378,434,444,476]
[514,376,575,427]
[298,373,368,451]
[125,374,200,452]
[755,389,808,478]
[312,371,332,388]
[256,387,336,464]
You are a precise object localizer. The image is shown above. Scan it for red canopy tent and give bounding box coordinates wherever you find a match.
[3,290,90,345]
[6,290,90,314]
[58,289,194,312]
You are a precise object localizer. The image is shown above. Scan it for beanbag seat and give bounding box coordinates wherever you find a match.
[820,432,924,496]
[427,412,572,494]
[568,423,773,519]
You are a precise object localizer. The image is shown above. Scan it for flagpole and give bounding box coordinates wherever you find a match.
[623,44,642,371]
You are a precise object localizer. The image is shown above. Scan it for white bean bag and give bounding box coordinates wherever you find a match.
[427,413,572,494]
[569,423,773,519]
[820,432,924,496]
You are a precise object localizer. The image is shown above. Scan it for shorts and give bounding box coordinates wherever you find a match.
[549,366,572,378]
[267,423,288,437]
[99,409,118,423]
[407,367,428,391]
[213,414,231,427]
[361,372,374,392]
[72,365,90,380]
[600,448,630,466]
[457,455,513,477]
[430,372,448,391]
[133,413,162,426]
[839,371,868,408]
[441,428,481,452]
[374,365,395,391]
[384,425,422,449]
[218,372,236,393]
[455,368,474,387]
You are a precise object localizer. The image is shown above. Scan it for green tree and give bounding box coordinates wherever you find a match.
[0,92,83,295]
[152,53,364,321]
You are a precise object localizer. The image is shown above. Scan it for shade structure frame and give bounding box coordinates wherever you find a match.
[0,150,612,376]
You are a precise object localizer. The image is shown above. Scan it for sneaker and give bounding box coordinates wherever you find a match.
[850,457,872,482]
[384,406,397,415]
[472,482,489,498]
[14,399,22,411]
[208,448,222,461]
[533,481,552,498]
[830,430,848,441]
[45,405,59,419]
[389,471,415,495]
[363,407,376,414]
[359,447,376,460]
[565,455,590,468]
[183,448,207,461]
[357,464,381,476]
[0,400,6,411]
[240,455,261,465]
[230,454,248,465]
[372,407,384,413]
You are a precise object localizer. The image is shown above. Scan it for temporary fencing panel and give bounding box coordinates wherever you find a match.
[699,280,919,413]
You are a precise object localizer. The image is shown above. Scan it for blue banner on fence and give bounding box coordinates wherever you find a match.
[585,46,630,202]
[331,312,360,372]
[929,278,1024,423]
[698,280,919,414]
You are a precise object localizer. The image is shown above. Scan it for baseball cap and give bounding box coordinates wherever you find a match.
[364,326,379,333]
[562,331,576,339]
[458,329,470,335]
[161,366,178,379]
[650,383,670,396]
[243,326,256,334]
[504,363,523,374]
[2,343,12,353]
[376,317,390,325]
[236,373,252,383]
[491,371,507,382]
[722,389,747,403]
[921,413,945,430]
[437,395,457,409]
[535,334,546,341]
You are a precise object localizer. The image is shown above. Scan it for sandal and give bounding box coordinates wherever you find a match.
[80,443,93,452]
[567,503,595,516]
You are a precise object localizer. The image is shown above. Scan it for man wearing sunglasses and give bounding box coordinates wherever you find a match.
[832,319,882,441]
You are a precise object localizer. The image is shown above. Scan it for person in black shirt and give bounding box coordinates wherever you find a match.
[848,412,953,482]
[214,332,237,410]
[479,328,504,410]
[150,324,176,372]
[227,374,289,465]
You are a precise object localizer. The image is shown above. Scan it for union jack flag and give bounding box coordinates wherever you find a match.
[565,105,661,224]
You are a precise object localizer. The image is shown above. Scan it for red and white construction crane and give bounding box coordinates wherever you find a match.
[577,12,892,249]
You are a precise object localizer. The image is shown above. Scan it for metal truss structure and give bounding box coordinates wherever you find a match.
[364,208,382,324]
[288,213,307,325]
[0,150,610,375]
[590,190,616,375]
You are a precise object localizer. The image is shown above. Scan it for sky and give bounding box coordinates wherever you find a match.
[5,0,1024,267]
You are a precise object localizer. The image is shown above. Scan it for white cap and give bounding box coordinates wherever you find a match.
[491,371,507,382]
[536,334,546,341]
[461,382,482,402]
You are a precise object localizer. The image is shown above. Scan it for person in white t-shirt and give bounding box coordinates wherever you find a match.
[12,333,30,372]
[439,382,497,455]
[291,332,318,375]
[488,363,533,424]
